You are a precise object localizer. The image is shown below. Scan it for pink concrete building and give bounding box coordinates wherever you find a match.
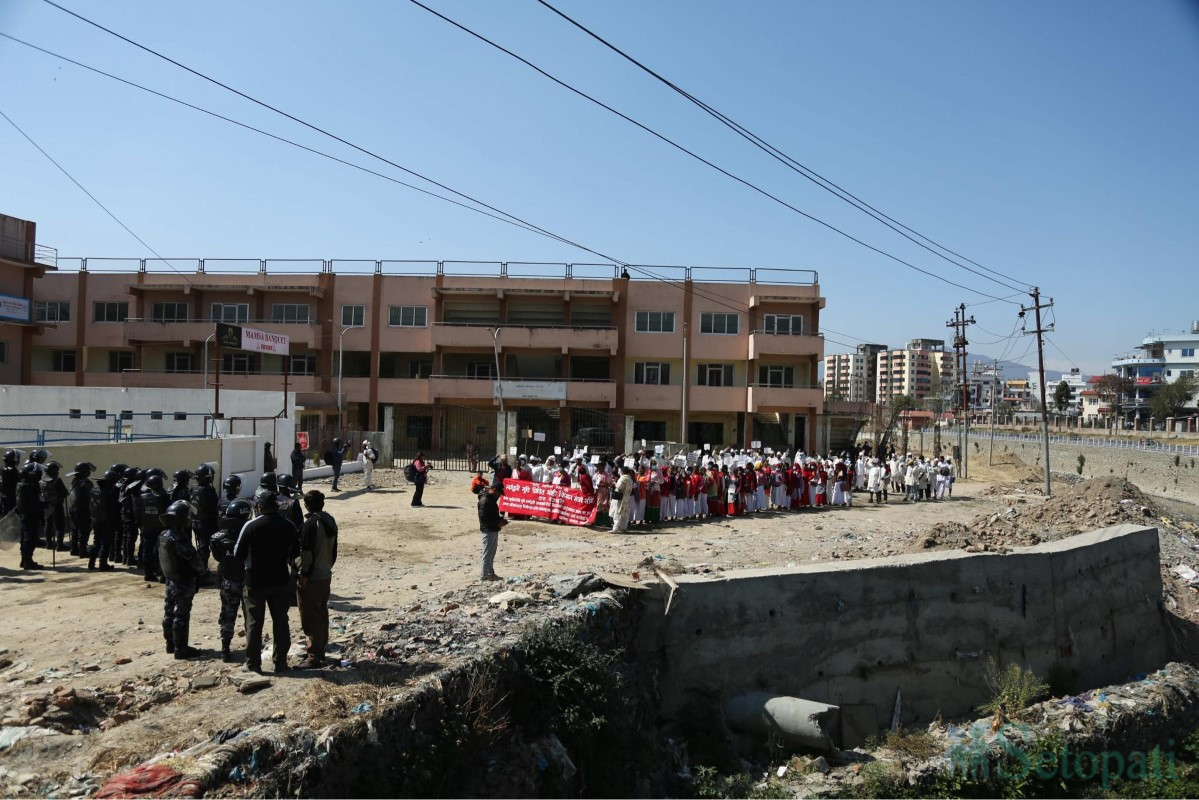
[13,243,826,455]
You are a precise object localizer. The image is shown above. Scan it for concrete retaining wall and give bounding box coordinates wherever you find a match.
[975,436,1199,503]
[639,524,1168,734]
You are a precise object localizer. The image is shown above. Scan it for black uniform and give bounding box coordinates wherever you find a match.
[88,479,120,570]
[0,463,18,516]
[191,481,219,571]
[41,473,69,551]
[159,522,204,654]
[69,474,94,555]
[211,516,247,657]
[170,478,190,504]
[17,473,43,568]
[120,480,142,567]
[139,487,170,581]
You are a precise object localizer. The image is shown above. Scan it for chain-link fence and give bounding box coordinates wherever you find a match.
[0,412,211,448]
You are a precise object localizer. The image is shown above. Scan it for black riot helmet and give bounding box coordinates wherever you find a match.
[172,468,191,483]
[161,499,192,521]
[259,472,279,491]
[30,449,50,464]
[194,464,215,483]
[144,474,165,492]
[74,461,96,476]
[3,450,20,466]
[147,467,167,480]
[99,469,120,485]
[223,498,253,523]
[123,466,141,481]
[45,462,62,478]
[110,463,129,475]
[20,462,41,481]
[223,474,242,493]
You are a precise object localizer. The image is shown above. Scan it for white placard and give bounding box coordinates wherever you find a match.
[533,432,546,442]
[765,447,774,454]
[509,446,518,455]
[703,443,711,451]
[591,455,600,464]
[641,439,647,447]
[553,446,562,455]
[751,440,762,449]
[654,444,664,454]
[624,457,635,469]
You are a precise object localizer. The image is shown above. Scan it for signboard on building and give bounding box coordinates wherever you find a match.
[493,380,567,401]
[0,292,31,323]
[216,322,290,356]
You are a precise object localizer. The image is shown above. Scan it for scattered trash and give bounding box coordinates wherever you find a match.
[350,702,373,715]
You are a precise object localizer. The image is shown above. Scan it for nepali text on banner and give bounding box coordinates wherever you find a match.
[497,479,598,526]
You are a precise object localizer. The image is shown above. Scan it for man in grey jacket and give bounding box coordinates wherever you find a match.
[296,490,338,669]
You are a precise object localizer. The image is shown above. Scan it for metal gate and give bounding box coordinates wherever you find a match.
[393,404,496,472]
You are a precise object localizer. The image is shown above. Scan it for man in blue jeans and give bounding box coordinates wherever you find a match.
[476,481,507,581]
[324,438,350,491]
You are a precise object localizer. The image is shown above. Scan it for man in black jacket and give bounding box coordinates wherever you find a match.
[190,464,219,579]
[16,464,44,570]
[323,438,349,492]
[289,442,307,491]
[68,462,95,557]
[88,469,121,572]
[234,491,299,673]
[477,482,507,582]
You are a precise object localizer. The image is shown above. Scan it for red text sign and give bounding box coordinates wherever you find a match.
[498,479,598,526]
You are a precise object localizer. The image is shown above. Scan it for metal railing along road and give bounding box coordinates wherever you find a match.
[966,430,1199,457]
[53,257,820,284]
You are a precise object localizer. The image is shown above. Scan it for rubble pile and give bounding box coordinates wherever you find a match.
[913,477,1159,554]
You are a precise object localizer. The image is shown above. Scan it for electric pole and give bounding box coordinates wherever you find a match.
[986,361,1002,466]
[947,304,975,479]
[1021,288,1055,497]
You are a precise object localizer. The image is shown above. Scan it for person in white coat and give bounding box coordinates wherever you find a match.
[359,439,378,490]
[866,458,884,504]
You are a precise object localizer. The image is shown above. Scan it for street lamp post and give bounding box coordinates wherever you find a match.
[489,327,506,454]
[338,324,361,427]
[202,333,216,436]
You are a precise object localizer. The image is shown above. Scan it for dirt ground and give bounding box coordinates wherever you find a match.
[2,456,1198,795]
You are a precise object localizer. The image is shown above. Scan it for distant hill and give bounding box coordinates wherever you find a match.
[968,354,1066,383]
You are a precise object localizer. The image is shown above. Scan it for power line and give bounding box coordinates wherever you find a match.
[402,0,1022,305]
[27,4,807,325]
[533,0,1035,295]
[0,31,567,246]
[0,105,188,283]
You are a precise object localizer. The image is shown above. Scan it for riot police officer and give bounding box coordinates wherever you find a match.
[68,462,96,556]
[41,462,70,551]
[254,471,279,508]
[170,468,191,503]
[212,498,251,662]
[139,474,170,582]
[1,449,21,516]
[17,463,44,570]
[218,475,242,516]
[88,469,120,571]
[276,473,304,530]
[191,464,219,576]
[158,500,204,659]
[119,467,143,566]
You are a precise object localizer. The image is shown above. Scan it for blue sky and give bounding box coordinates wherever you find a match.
[3,0,1197,374]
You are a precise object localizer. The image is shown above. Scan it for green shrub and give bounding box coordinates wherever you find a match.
[977,656,1050,716]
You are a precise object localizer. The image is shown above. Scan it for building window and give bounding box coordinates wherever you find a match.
[151,302,188,323]
[634,310,674,333]
[34,301,70,323]
[271,304,311,323]
[634,362,671,385]
[0,341,7,364]
[467,361,497,379]
[94,302,129,323]
[700,312,739,335]
[409,359,433,379]
[757,365,795,388]
[222,353,255,374]
[212,303,249,323]
[388,306,428,327]
[342,305,365,327]
[108,351,134,373]
[1182,370,1196,378]
[290,354,317,375]
[697,363,734,387]
[165,352,194,373]
[52,350,77,372]
[1184,348,1196,358]
[761,314,803,335]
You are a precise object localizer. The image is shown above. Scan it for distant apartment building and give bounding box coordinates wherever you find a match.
[7,226,827,454]
[1111,324,1199,422]
[875,338,956,404]
[823,343,885,404]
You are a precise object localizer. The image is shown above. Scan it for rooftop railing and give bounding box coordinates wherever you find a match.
[52,258,819,284]
[0,234,57,268]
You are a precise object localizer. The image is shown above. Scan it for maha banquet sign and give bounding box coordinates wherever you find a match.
[498,479,598,526]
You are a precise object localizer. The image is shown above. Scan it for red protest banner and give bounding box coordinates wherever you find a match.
[498,479,598,526]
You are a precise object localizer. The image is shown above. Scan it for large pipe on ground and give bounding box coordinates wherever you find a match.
[723,692,839,753]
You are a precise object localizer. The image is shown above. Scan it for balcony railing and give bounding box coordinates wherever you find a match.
[124,317,320,326]
[0,234,57,268]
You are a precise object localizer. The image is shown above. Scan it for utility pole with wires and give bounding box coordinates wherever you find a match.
[977,361,1003,465]
[1021,288,1055,497]
[947,304,975,479]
